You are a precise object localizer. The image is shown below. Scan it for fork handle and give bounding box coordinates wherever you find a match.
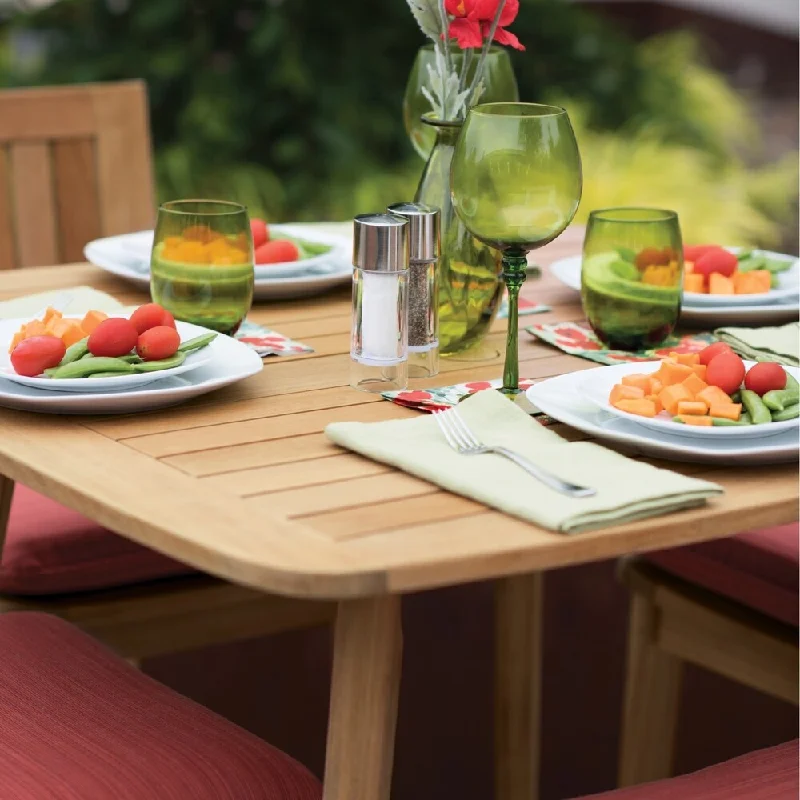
[490,446,597,498]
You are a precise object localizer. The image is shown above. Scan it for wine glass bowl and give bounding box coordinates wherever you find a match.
[581,207,684,351]
[450,102,582,393]
[150,200,255,336]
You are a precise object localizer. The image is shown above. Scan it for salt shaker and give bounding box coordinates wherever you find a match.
[350,213,410,393]
[387,202,440,378]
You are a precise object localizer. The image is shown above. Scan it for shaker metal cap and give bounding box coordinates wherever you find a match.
[353,213,409,272]
[387,202,440,261]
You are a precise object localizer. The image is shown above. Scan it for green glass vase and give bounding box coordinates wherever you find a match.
[415,117,503,355]
[404,44,519,160]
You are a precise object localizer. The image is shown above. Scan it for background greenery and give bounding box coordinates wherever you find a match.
[0,0,796,246]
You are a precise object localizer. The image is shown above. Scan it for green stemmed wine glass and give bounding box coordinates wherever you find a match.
[451,103,582,394]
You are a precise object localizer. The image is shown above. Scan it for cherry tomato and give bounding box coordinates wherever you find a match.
[250,219,269,249]
[136,326,180,361]
[88,318,139,358]
[129,303,176,335]
[705,352,746,396]
[698,341,734,366]
[255,239,300,264]
[683,244,719,262]
[693,247,737,279]
[10,336,66,377]
[744,362,787,396]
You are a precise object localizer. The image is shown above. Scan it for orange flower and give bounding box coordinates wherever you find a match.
[445,0,525,51]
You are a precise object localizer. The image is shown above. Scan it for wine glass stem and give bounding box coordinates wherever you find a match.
[501,248,528,394]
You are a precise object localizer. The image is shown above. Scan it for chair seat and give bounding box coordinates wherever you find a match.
[645,524,799,626]
[574,740,798,798]
[0,612,321,799]
[0,485,194,595]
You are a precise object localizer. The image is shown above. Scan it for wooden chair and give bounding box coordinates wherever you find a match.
[0,82,334,660]
[618,526,799,787]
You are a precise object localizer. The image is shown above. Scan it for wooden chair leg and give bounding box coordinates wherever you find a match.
[323,595,402,800]
[495,573,543,800]
[0,474,13,552]
[618,590,683,787]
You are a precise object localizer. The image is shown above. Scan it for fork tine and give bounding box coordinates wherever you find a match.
[450,407,481,448]
[433,410,462,452]
[441,408,472,450]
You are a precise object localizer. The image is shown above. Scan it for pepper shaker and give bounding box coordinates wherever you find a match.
[387,202,440,378]
[350,213,410,393]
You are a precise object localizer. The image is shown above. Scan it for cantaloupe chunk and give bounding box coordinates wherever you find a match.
[610,384,646,406]
[81,310,108,335]
[659,383,693,415]
[8,331,23,353]
[648,376,663,395]
[675,414,713,426]
[684,261,694,274]
[696,385,734,408]
[621,373,651,392]
[47,318,73,339]
[677,400,709,415]
[646,394,663,414]
[60,321,86,347]
[42,307,62,325]
[709,273,735,294]
[683,273,704,293]
[681,372,708,398]
[670,352,700,366]
[23,320,48,338]
[733,270,771,294]
[691,364,707,380]
[710,403,742,421]
[659,359,695,386]
[615,398,657,418]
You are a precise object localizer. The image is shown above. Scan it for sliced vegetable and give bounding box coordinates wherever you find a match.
[131,352,186,372]
[673,415,713,426]
[614,398,657,418]
[59,337,89,366]
[740,389,772,425]
[771,404,800,422]
[676,400,708,416]
[709,403,742,421]
[610,384,645,405]
[49,357,135,379]
[659,383,693,415]
[178,332,218,353]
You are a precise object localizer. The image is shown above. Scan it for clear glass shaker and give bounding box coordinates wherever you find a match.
[387,202,440,378]
[350,213,410,393]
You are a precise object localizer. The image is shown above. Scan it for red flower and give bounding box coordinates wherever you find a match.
[445,0,525,51]
[464,381,493,390]
[394,390,433,403]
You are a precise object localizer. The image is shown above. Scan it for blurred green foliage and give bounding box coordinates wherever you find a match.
[0,0,796,245]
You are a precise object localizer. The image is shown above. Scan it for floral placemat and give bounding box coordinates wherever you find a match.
[235,320,314,357]
[525,321,715,365]
[497,294,551,320]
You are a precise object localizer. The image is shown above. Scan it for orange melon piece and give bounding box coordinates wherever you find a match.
[733,270,771,294]
[615,399,657,418]
[691,363,707,380]
[646,394,663,414]
[610,384,646,406]
[683,273,704,293]
[648,376,663,395]
[677,400,709,416]
[60,320,86,347]
[684,261,694,274]
[621,373,651,392]
[675,415,713,426]
[80,310,108,335]
[8,331,23,353]
[47,318,72,339]
[24,320,48,338]
[696,385,734,409]
[659,383,693,415]
[709,273,735,294]
[681,372,708,398]
[670,352,700,366]
[710,403,742,421]
[659,359,694,386]
[42,307,62,325]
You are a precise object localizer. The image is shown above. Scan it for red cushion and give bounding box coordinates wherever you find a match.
[0,612,322,799]
[573,740,798,798]
[646,524,799,626]
[0,485,194,595]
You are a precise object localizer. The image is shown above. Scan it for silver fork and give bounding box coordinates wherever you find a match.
[433,407,597,499]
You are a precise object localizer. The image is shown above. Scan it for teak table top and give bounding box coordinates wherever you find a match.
[0,228,797,601]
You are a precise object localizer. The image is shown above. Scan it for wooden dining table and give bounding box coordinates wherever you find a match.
[0,226,797,800]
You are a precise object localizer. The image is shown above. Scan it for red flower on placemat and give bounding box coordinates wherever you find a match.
[546,323,601,351]
[394,390,433,403]
[464,381,493,391]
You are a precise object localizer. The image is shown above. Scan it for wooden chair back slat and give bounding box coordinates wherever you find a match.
[11,141,58,268]
[0,81,155,268]
[0,148,16,270]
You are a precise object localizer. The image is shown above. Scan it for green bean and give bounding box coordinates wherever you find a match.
[119,353,143,364]
[49,357,134,379]
[741,389,772,425]
[771,404,800,422]
[737,256,766,272]
[736,249,753,261]
[730,390,741,404]
[763,257,794,274]
[58,337,89,366]
[178,332,217,353]
[132,352,186,372]
[91,371,132,378]
[616,247,637,264]
[763,374,800,412]
[711,416,750,426]
[786,373,799,394]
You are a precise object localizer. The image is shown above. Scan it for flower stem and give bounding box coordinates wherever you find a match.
[467,0,507,108]
[458,48,473,94]
[437,0,453,117]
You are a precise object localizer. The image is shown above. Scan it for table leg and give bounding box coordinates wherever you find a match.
[495,573,543,800]
[323,595,402,800]
[0,474,14,552]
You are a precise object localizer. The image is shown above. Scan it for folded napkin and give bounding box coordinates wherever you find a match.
[714,322,799,367]
[0,288,314,357]
[527,321,714,365]
[326,389,723,533]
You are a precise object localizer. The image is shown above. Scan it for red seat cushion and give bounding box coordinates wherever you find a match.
[573,740,798,798]
[0,485,194,595]
[0,612,322,799]
[645,524,799,626]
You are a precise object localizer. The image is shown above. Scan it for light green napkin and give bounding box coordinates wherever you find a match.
[0,287,124,320]
[714,322,799,367]
[325,390,723,534]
